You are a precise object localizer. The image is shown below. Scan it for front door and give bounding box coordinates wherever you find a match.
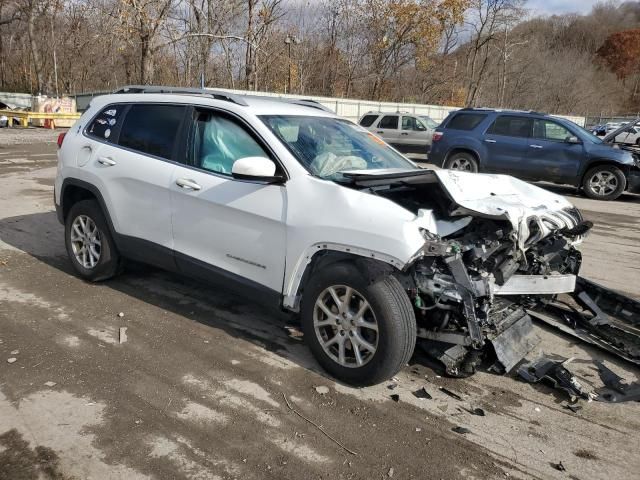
[397,115,430,153]
[170,108,287,296]
[482,115,533,177]
[525,119,584,183]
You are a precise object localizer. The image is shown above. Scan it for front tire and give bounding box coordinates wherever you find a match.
[582,165,626,200]
[444,152,479,172]
[301,262,416,386]
[65,199,121,281]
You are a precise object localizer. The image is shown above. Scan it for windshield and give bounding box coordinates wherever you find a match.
[565,120,603,144]
[260,115,417,180]
[419,116,439,129]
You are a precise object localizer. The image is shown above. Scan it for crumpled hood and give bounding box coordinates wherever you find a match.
[434,170,581,248]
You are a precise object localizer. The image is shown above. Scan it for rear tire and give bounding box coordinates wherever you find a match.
[582,165,625,201]
[300,262,416,386]
[444,152,479,172]
[65,199,121,281]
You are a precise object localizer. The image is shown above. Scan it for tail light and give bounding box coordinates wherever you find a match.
[432,131,444,142]
[57,132,66,149]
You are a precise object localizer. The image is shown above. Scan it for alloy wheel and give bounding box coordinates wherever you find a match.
[588,171,618,196]
[70,215,102,269]
[450,158,473,171]
[313,285,379,368]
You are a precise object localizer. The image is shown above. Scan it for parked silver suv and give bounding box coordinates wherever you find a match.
[358,111,438,155]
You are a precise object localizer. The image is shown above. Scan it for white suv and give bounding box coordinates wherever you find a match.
[55,86,589,385]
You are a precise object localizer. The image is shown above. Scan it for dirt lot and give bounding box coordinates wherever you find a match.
[1,129,639,480]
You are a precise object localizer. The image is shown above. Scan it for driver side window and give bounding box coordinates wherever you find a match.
[191,112,268,176]
[533,119,572,142]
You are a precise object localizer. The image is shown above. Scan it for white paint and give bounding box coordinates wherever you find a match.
[177,401,229,424]
[222,378,280,407]
[0,389,150,479]
[87,327,117,344]
[148,436,222,480]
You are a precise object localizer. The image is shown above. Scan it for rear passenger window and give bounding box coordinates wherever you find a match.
[118,104,185,159]
[488,116,533,137]
[359,115,379,127]
[447,113,487,131]
[378,115,399,129]
[86,105,125,142]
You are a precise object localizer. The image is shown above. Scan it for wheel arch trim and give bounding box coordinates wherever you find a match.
[60,178,119,243]
[282,243,405,311]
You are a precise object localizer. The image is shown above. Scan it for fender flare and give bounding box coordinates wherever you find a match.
[59,178,119,241]
[282,242,406,311]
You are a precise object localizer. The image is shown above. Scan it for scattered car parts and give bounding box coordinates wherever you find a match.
[517,356,594,402]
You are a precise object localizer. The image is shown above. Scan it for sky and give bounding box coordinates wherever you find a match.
[526,0,619,16]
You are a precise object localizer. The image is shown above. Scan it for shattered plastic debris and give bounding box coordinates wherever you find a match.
[44,381,57,387]
[314,385,330,395]
[439,387,463,401]
[412,387,432,400]
[390,394,400,402]
[7,358,16,364]
[594,360,640,403]
[452,426,471,435]
[10,350,19,355]
[517,356,594,401]
[119,327,128,344]
[552,461,566,472]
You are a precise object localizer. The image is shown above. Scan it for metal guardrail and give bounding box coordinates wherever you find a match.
[0,109,81,128]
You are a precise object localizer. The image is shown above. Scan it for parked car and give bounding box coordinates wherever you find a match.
[590,124,606,136]
[430,108,640,200]
[55,87,588,385]
[358,111,436,154]
[612,125,640,146]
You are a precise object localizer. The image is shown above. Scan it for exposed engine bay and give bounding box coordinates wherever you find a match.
[342,168,594,376]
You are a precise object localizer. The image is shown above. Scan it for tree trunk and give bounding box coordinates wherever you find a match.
[27,1,43,94]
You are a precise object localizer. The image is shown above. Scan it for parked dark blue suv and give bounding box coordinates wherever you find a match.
[429,108,640,200]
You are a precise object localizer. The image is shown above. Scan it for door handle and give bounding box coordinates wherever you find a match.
[529,144,543,149]
[97,156,116,166]
[377,131,384,134]
[401,132,409,136]
[484,139,496,143]
[176,178,202,191]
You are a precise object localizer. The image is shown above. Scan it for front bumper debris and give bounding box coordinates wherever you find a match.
[528,276,640,367]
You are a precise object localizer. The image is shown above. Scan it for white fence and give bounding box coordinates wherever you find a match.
[216,88,587,127]
[69,87,586,127]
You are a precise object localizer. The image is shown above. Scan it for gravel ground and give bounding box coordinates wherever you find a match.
[0,127,66,145]
[0,131,639,480]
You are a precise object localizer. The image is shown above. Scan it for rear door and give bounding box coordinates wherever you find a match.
[170,107,287,295]
[373,114,400,148]
[482,115,533,176]
[82,103,185,264]
[525,119,584,183]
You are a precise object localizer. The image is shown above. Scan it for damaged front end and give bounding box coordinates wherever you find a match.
[410,212,586,376]
[343,169,592,376]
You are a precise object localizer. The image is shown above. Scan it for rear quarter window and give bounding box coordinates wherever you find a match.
[359,114,379,127]
[446,113,487,131]
[86,105,125,142]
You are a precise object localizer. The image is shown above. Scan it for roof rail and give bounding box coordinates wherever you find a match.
[114,85,249,107]
[459,106,548,116]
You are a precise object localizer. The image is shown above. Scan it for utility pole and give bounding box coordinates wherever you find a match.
[284,34,300,94]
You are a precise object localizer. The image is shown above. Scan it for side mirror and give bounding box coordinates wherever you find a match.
[566,136,581,144]
[231,157,284,183]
